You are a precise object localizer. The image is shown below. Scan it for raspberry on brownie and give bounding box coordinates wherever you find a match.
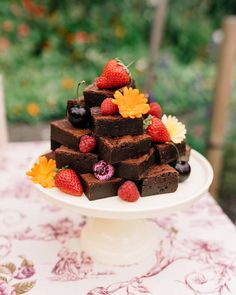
[51,119,91,150]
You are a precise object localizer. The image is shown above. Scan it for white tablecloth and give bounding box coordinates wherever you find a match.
[0,142,236,295]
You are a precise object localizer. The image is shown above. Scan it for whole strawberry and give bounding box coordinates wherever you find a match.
[96,59,130,89]
[148,102,162,118]
[146,116,171,142]
[118,181,140,202]
[101,98,119,116]
[55,168,83,196]
[79,135,96,153]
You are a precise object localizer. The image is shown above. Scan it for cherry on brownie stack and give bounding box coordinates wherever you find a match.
[46,59,191,202]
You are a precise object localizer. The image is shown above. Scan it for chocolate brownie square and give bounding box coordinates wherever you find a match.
[139,164,179,197]
[51,119,91,150]
[80,173,124,201]
[55,145,98,174]
[115,148,155,180]
[91,107,143,137]
[50,139,61,151]
[83,79,135,108]
[154,142,186,164]
[97,134,152,164]
[42,151,56,161]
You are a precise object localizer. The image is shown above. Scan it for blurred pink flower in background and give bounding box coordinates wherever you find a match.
[18,24,30,38]
[2,21,13,33]
[193,124,204,137]
[22,0,45,18]
[0,38,10,53]
[0,283,16,295]
[87,287,111,295]
[14,265,35,280]
[75,32,97,44]
[10,4,20,17]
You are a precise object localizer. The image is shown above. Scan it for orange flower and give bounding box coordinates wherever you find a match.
[26,156,56,188]
[27,103,40,117]
[112,87,150,119]
[2,20,13,32]
[62,78,74,90]
[0,38,10,52]
[115,25,125,39]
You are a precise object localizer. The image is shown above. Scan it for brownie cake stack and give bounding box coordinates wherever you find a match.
[48,59,190,201]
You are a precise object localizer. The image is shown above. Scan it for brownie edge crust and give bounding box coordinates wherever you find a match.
[80,173,124,201]
[140,164,179,197]
[97,134,152,164]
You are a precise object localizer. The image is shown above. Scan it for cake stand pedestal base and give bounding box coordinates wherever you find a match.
[80,218,158,265]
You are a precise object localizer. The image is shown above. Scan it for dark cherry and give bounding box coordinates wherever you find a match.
[174,161,191,182]
[67,105,89,128]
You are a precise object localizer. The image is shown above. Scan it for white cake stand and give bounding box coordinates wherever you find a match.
[33,149,213,265]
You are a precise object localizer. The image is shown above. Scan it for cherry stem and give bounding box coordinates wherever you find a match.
[76,80,85,98]
[166,141,180,163]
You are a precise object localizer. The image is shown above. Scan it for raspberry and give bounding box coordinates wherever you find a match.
[148,102,162,118]
[118,181,140,202]
[101,98,119,116]
[93,160,114,181]
[79,135,96,153]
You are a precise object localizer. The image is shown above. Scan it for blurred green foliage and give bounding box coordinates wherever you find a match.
[0,0,235,155]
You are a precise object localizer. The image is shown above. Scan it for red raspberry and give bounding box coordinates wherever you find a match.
[118,181,140,202]
[148,102,162,118]
[101,98,119,116]
[79,135,96,153]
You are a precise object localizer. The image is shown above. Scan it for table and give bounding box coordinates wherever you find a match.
[0,142,236,295]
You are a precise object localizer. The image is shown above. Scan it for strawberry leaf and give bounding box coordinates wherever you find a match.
[143,115,153,131]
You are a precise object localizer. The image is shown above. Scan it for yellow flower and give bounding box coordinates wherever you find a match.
[27,103,40,117]
[161,115,186,144]
[46,97,57,108]
[62,78,74,90]
[26,156,56,188]
[113,87,150,119]
[115,25,125,38]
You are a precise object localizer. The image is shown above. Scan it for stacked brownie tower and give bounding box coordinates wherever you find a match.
[49,62,189,201]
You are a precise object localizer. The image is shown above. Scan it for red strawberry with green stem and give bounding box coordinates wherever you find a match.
[55,168,83,196]
[96,58,131,89]
[144,115,171,142]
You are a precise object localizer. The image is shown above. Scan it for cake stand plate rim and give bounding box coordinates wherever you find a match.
[32,149,213,219]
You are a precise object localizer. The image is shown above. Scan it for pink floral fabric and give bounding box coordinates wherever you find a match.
[0,142,236,295]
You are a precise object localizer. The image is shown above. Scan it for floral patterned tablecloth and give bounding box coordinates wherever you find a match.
[0,141,236,295]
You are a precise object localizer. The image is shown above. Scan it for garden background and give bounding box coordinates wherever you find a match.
[0,0,235,220]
